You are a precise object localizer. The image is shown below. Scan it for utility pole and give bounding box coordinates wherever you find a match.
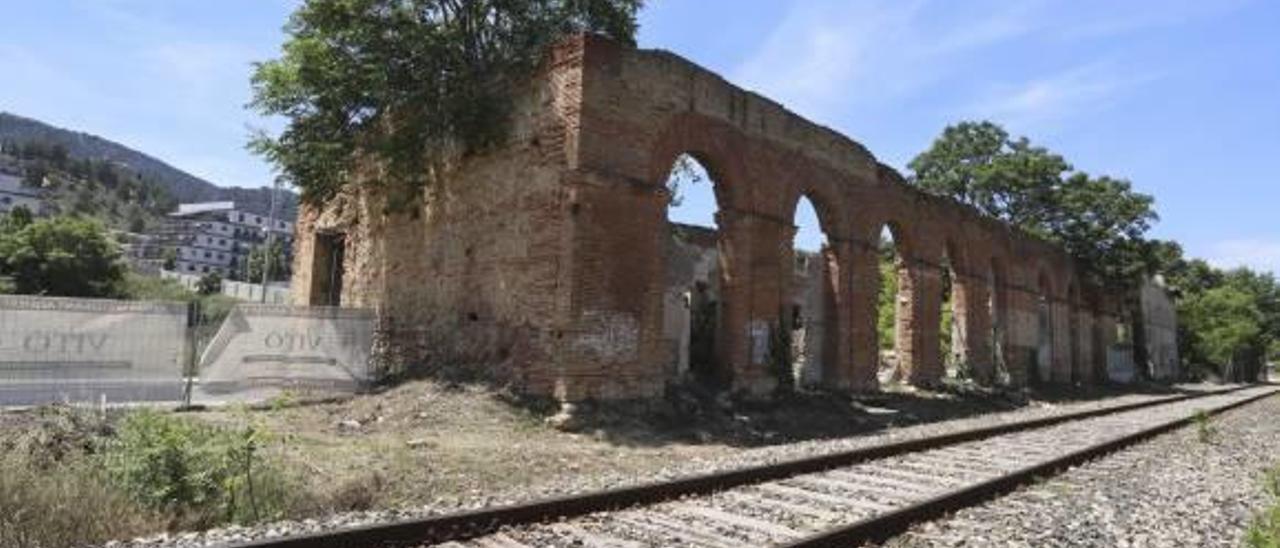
[260,178,280,303]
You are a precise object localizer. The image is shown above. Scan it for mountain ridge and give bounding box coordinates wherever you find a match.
[0,111,296,219]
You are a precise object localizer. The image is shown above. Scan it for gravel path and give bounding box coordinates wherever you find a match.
[111,384,1240,548]
[885,390,1280,548]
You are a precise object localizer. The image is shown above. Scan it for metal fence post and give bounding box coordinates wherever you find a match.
[181,299,200,408]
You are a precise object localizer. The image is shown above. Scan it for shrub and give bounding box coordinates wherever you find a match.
[0,215,126,297]
[101,410,296,527]
[196,272,222,295]
[118,272,195,302]
[1,405,112,469]
[1246,466,1280,547]
[1192,409,1216,444]
[0,456,163,548]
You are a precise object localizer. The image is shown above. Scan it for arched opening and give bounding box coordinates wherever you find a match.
[1035,270,1054,384]
[662,153,728,387]
[940,241,966,380]
[786,195,835,390]
[989,257,1010,385]
[876,224,910,385]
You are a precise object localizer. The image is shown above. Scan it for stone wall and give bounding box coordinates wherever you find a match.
[292,34,1134,400]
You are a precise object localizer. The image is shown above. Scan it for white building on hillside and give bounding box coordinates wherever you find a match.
[163,201,293,278]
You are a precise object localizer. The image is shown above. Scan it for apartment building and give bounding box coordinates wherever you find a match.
[165,201,293,278]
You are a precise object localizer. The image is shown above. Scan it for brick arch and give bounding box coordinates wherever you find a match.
[647,112,751,214]
[1036,266,1056,297]
[1028,257,1062,301]
[778,160,853,242]
[858,215,917,260]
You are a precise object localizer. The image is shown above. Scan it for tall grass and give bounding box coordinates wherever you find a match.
[0,456,165,548]
[0,406,322,548]
[1246,466,1280,547]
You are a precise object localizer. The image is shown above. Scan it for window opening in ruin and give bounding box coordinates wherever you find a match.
[663,153,724,387]
[877,225,908,385]
[788,196,832,390]
[312,232,346,307]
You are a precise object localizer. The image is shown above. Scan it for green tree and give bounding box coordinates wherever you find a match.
[1180,285,1264,381]
[249,0,643,206]
[908,120,1157,288]
[2,206,34,232]
[907,121,1068,231]
[1046,172,1157,285]
[0,216,126,297]
[196,272,222,296]
[161,247,178,271]
[247,241,291,283]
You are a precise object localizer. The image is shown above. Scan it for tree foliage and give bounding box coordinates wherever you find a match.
[249,0,643,206]
[908,121,1068,231]
[1152,243,1279,381]
[908,120,1157,288]
[0,215,125,298]
[247,240,291,283]
[1180,286,1263,373]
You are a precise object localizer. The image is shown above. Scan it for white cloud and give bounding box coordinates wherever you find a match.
[732,1,1034,121]
[960,62,1162,133]
[728,0,1241,133]
[1208,239,1280,275]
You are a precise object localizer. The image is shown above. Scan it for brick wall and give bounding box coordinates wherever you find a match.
[291,34,1130,400]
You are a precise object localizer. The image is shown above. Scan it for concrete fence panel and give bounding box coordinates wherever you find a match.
[0,295,188,405]
[195,304,375,400]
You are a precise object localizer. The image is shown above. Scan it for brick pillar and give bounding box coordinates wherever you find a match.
[1005,286,1034,388]
[717,210,789,397]
[1094,312,1117,383]
[902,258,944,387]
[1051,300,1072,384]
[823,238,855,390]
[848,241,881,390]
[1076,311,1095,384]
[714,209,752,390]
[961,276,995,384]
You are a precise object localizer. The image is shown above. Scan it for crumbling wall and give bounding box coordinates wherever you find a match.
[292,42,587,393]
[293,34,1138,400]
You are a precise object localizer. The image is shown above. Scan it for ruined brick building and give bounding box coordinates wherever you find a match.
[292,35,1150,401]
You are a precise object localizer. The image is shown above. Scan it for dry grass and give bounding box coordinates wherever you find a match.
[194,381,730,511]
[0,457,166,548]
[0,379,1184,546]
[188,378,1153,512]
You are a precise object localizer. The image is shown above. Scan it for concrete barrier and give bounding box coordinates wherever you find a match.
[195,304,375,399]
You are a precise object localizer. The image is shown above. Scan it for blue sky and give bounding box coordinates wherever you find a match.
[2,1,1278,272]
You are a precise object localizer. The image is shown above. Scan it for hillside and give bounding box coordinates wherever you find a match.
[0,112,296,219]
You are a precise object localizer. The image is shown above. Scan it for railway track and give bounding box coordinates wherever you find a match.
[228,385,1276,548]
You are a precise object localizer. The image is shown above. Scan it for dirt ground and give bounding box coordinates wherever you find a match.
[164,379,1188,513]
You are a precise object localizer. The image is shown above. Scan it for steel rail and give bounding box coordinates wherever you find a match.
[224,386,1252,548]
[782,386,1280,547]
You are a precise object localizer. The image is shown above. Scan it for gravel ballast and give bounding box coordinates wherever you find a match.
[885,391,1280,548]
[112,384,1247,548]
